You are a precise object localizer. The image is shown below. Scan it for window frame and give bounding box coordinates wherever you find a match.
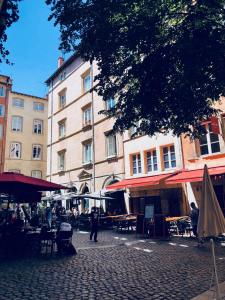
[12,98,24,108]
[106,98,115,110]
[0,104,5,117]
[199,123,221,156]
[33,102,44,112]
[162,144,176,170]
[58,150,66,172]
[82,106,92,127]
[105,132,117,158]
[131,153,142,175]
[58,119,66,139]
[145,149,158,173]
[10,142,21,159]
[83,141,92,164]
[32,144,42,160]
[31,170,42,178]
[0,86,5,97]
[11,116,23,132]
[33,119,43,135]
[82,70,91,93]
[8,169,20,173]
[58,89,66,109]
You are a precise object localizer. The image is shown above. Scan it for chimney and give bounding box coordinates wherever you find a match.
[58,57,64,68]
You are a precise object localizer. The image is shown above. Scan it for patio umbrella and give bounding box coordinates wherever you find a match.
[197,164,225,300]
[197,165,225,238]
[0,172,66,194]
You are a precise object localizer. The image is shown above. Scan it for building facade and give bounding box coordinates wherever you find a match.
[46,56,125,212]
[107,130,189,217]
[0,75,12,172]
[3,91,47,178]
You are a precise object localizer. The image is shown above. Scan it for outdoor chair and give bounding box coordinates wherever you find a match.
[40,230,56,255]
[56,231,73,255]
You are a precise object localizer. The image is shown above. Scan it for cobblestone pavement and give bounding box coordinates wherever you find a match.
[1,230,225,300]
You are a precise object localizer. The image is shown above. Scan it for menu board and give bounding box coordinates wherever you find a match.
[145,205,154,219]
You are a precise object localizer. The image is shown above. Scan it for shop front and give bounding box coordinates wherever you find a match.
[107,173,189,218]
[166,165,225,216]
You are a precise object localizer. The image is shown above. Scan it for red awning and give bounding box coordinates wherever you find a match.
[106,173,173,190]
[0,172,66,192]
[166,165,225,185]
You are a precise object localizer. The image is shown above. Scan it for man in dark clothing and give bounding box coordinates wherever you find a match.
[90,207,99,242]
[190,202,199,237]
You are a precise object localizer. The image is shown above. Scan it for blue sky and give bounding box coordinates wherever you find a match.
[0,0,68,98]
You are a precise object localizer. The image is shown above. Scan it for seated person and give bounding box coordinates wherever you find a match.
[56,218,73,254]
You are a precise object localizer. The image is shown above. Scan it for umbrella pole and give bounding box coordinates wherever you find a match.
[210,239,221,300]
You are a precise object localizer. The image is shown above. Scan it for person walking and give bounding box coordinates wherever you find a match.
[90,207,99,242]
[190,202,199,237]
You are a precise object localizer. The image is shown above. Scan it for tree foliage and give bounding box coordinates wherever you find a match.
[46,0,225,137]
[0,0,21,64]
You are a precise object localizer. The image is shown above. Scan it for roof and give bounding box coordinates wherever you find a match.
[166,165,225,184]
[11,91,47,101]
[45,53,79,85]
[106,173,174,190]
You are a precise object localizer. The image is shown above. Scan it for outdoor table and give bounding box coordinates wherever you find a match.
[114,216,137,232]
[165,216,189,222]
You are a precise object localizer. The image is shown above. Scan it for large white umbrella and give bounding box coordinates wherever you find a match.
[197,164,225,238]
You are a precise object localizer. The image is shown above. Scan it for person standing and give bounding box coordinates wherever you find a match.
[190,202,199,237]
[90,207,99,242]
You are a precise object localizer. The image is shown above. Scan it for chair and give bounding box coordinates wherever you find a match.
[40,230,56,255]
[56,231,73,254]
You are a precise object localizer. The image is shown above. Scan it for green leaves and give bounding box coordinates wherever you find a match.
[47,0,225,137]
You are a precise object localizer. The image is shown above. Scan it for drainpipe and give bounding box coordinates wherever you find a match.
[49,80,54,182]
[91,63,96,203]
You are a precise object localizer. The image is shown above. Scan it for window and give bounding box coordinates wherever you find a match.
[10,142,21,159]
[59,90,66,108]
[60,71,66,81]
[58,120,66,138]
[106,98,115,110]
[32,145,42,160]
[58,151,65,171]
[83,107,92,127]
[83,142,92,163]
[162,145,176,169]
[12,98,24,108]
[33,119,43,134]
[8,169,20,173]
[83,73,91,92]
[146,149,158,172]
[31,170,42,179]
[33,102,44,112]
[132,153,142,174]
[106,133,117,157]
[0,105,5,117]
[0,124,3,139]
[199,123,220,155]
[12,116,23,132]
[0,86,5,97]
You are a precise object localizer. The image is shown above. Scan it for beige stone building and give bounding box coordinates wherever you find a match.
[46,55,125,212]
[4,91,48,178]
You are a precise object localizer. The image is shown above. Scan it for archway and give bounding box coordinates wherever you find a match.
[104,179,127,215]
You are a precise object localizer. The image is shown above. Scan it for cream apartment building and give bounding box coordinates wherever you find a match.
[46,55,124,212]
[107,130,190,216]
[4,91,48,178]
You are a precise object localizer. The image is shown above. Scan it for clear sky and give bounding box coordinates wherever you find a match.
[0,0,67,98]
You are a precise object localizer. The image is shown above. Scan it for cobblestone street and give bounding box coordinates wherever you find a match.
[1,230,225,300]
